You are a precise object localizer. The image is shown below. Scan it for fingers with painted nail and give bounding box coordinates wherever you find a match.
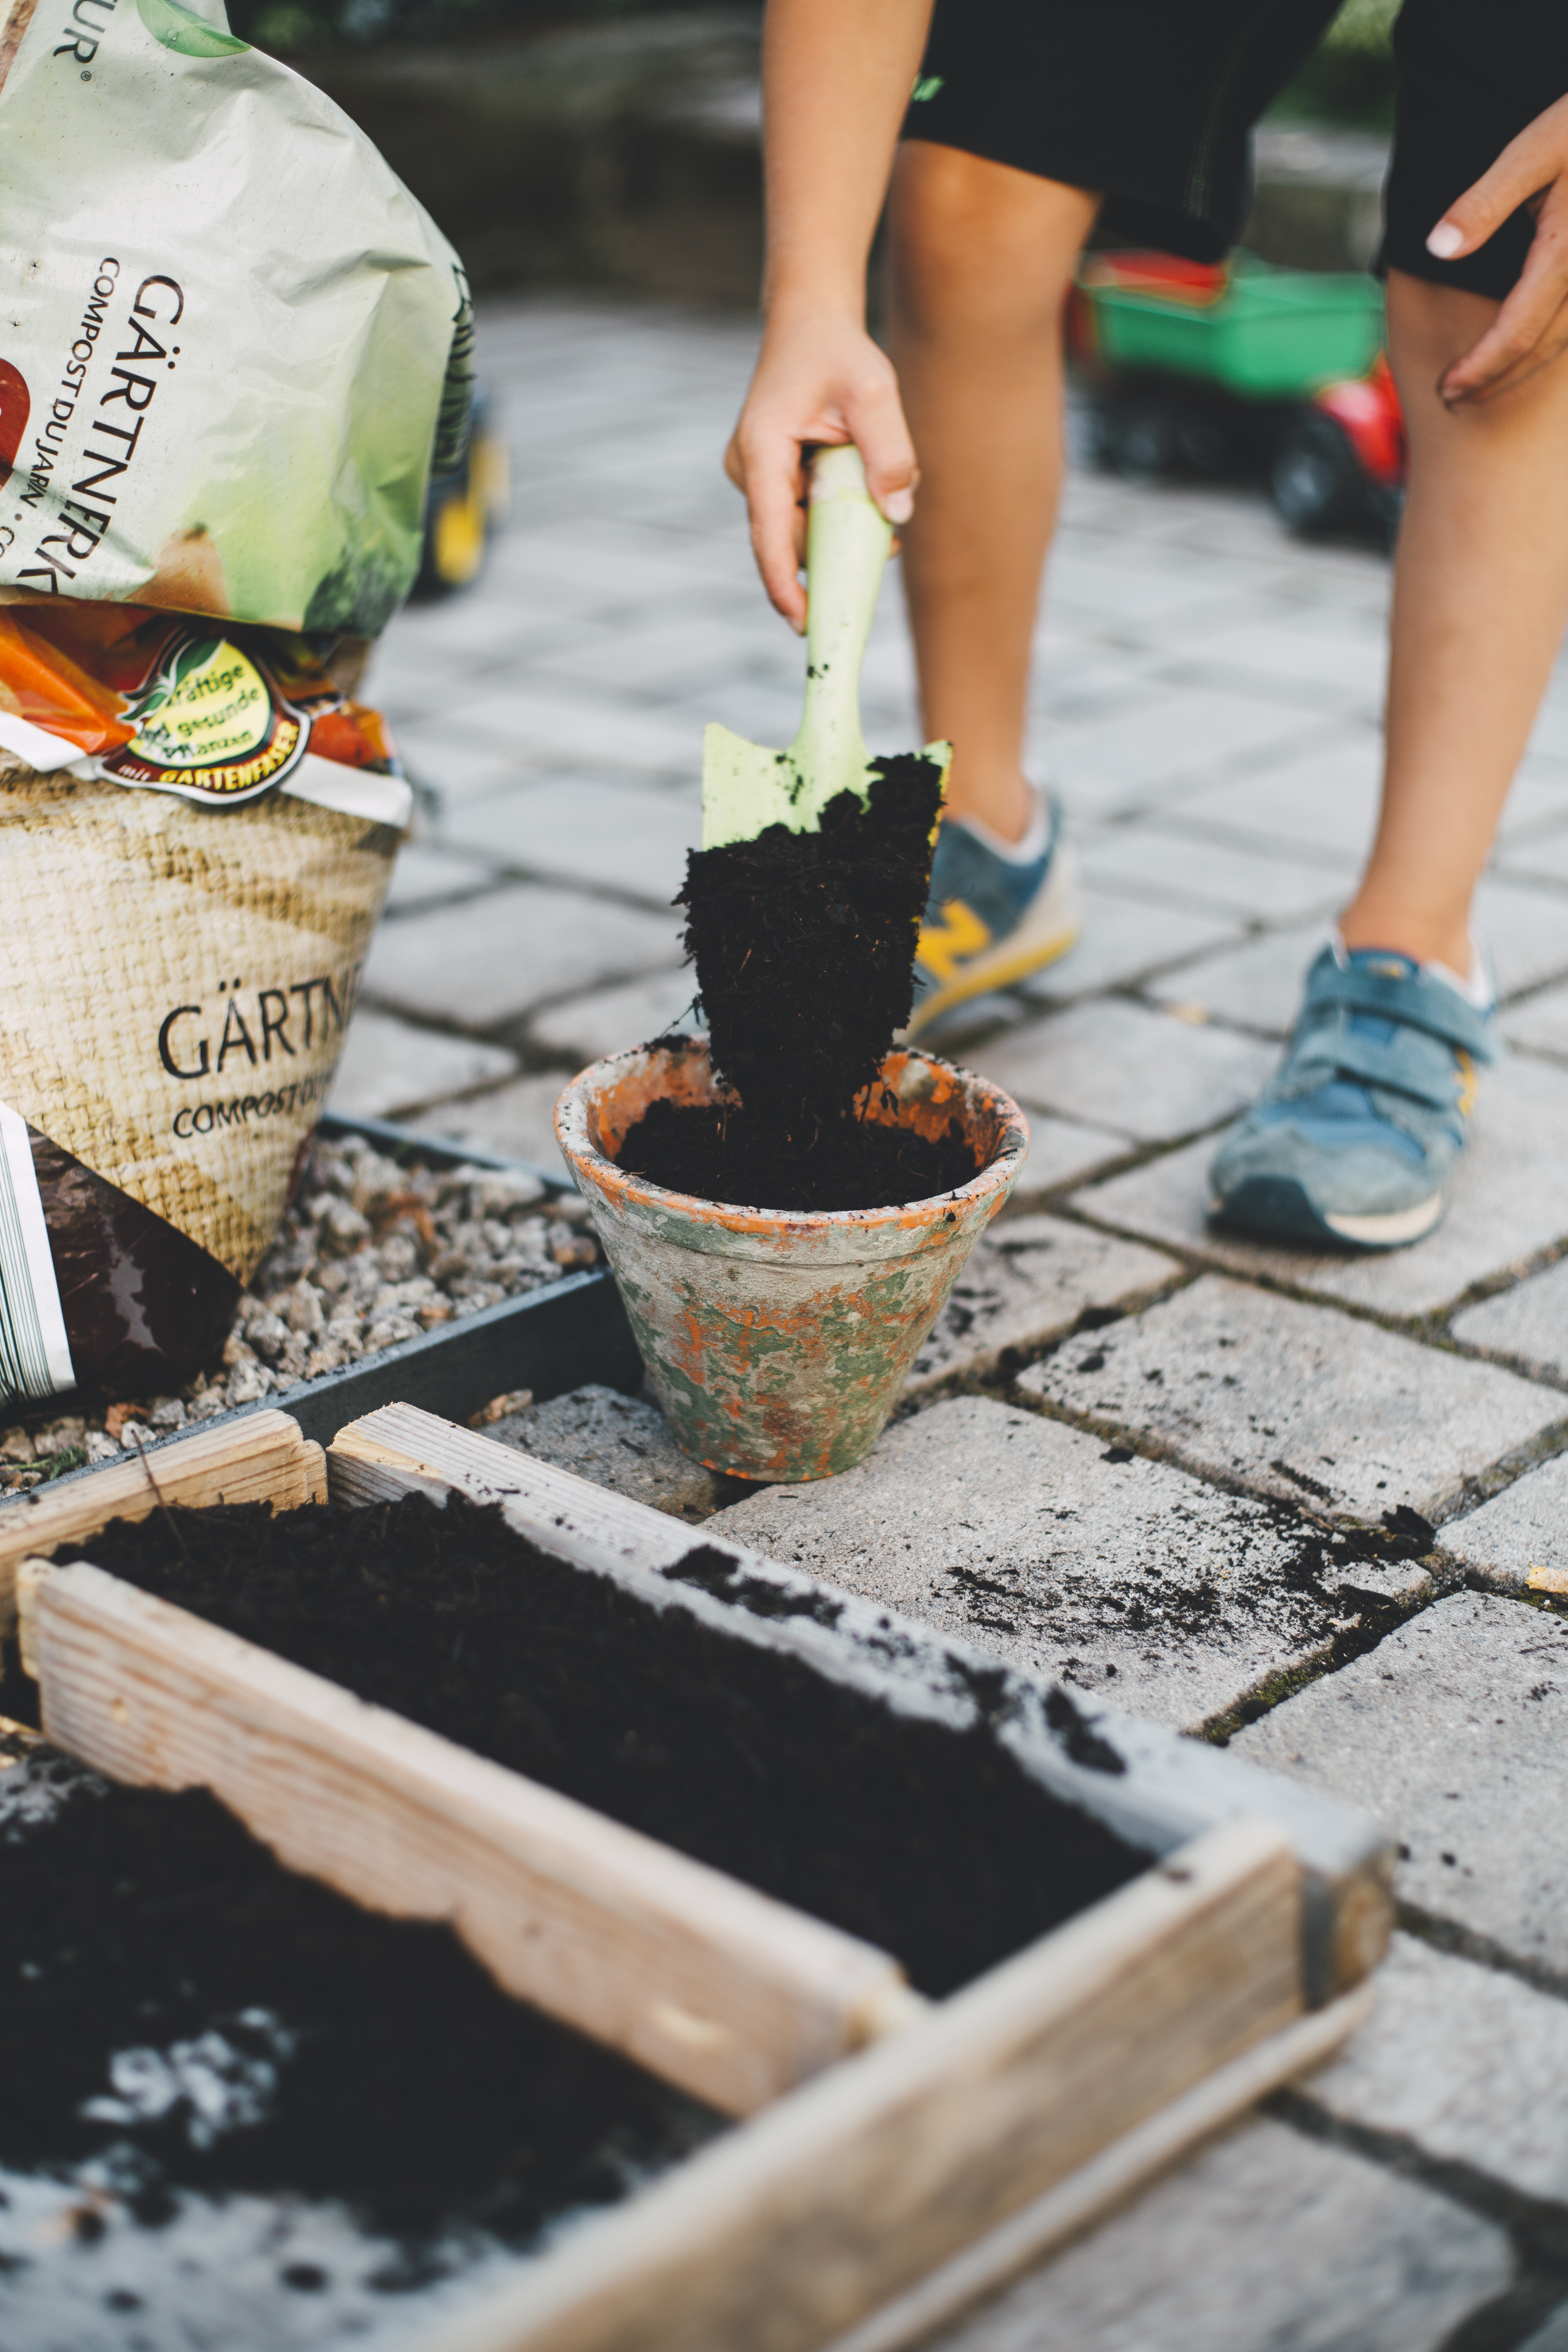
[1425,90,1568,405]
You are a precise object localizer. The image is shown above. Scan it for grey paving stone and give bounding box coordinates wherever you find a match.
[1016,889,1241,1006]
[1303,1931,1568,2204]
[1165,610,1389,715]
[1045,539,1252,627]
[1503,978,1568,1060]
[427,1072,572,1178]
[362,884,684,1029]
[1499,766,1568,847]
[1234,1591,1568,1975]
[713,1395,1364,1731]
[1148,875,1568,1021]
[445,681,698,776]
[1078,822,1356,922]
[1168,736,1383,863]
[1008,1112,1135,1198]
[387,730,532,807]
[1018,1274,1564,1520]
[1074,1054,1568,1320]
[441,774,700,909]
[926,2116,1509,2352]
[528,968,702,1066]
[1496,822,1568,887]
[904,1216,1179,1396]
[383,842,499,912]
[1147,920,1323,1035]
[1440,1453,1568,1591]
[978,1001,1278,1140]
[537,613,777,697]
[1519,2306,1568,2352]
[488,1383,722,1521]
[1031,687,1336,822]
[328,1010,517,1120]
[1453,1256,1568,1377]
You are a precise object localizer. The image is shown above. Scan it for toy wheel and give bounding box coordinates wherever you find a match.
[1174,413,1230,479]
[1102,397,1179,484]
[1270,409,1367,537]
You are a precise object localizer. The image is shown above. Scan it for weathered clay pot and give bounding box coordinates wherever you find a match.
[555,1038,1027,1481]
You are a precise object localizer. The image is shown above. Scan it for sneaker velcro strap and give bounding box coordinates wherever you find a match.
[1302,962,1499,1063]
[1289,1030,1471,1111]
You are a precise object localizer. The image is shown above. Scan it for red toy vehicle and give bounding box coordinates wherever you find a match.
[1069,252,1406,545]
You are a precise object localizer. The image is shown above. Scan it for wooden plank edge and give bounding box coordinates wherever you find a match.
[25,1557,917,2118]
[0,1410,323,1639]
[330,1404,1395,2005]
[822,1980,1375,2352]
[400,1818,1303,2352]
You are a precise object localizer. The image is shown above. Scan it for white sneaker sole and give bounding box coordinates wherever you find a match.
[1322,1194,1445,1245]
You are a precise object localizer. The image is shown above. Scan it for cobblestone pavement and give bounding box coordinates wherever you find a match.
[345,299,1568,2350]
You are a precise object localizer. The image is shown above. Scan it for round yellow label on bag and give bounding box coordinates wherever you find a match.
[102,636,307,806]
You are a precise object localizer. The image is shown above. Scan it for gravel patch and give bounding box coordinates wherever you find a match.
[0,1133,597,1492]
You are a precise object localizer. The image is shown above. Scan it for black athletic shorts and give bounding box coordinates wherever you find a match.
[1383,0,1568,300]
[904,0,1568,301]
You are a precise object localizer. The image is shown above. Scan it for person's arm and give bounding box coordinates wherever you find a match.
[1425,91,1568,405]
[724,0,934,629]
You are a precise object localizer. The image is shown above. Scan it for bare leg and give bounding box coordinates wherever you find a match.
[887,143,1099,843]
[1341,267,1568,971]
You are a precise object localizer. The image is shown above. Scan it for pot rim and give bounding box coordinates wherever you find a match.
[554,1038,1028,1238]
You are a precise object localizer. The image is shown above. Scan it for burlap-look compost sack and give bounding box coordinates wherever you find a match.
[0,608,407,1405]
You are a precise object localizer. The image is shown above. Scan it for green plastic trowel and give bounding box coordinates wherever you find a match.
[702,443,950,851]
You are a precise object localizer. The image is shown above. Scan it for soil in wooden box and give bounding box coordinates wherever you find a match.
[617,761,973,1214]
[0,1734,716,2339]
[62,1494,1146,1996]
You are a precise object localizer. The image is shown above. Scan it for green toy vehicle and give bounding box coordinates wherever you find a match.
[1069,251,1406,543]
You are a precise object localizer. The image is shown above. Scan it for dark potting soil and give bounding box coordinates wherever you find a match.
[620,755,965,1214]
[0,1764,712,2245]
[616,1090,976,1215]
[65,1495,1146,1998]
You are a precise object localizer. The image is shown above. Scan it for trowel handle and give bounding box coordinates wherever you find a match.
[793,444,893,794]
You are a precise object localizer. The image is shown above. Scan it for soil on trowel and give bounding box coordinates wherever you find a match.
[0,1765,713,2244]
[67,1494,1146,1998]
[619,755,971,1214]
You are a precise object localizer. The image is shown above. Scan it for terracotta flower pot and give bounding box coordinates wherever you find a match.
[555,1038,1027,1482]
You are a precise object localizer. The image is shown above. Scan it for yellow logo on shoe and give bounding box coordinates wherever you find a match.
[916,898,990,982]
[1454,1047,1477,1116]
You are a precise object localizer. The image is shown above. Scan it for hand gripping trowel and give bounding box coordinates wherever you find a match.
[701,442,949,852]
[677,443,953,1163]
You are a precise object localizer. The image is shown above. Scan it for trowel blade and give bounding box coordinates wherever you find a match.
[701,722,821,853]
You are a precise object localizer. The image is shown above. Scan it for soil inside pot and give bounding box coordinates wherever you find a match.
[0,1747,714,2248]
[618,757,970,1214]
[65,1494,1147,1998]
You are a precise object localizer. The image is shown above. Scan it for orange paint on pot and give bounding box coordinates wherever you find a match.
[555,1040,1027,1481]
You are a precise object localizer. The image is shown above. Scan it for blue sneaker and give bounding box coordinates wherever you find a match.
[905,791,1078,1038]
[1208,944,1499,1250]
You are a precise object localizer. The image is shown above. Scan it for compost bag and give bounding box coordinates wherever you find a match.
[0,0,471,634]
[0,602,409,1406]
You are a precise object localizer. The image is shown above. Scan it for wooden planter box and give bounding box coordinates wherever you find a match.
[4,1404,1393,2352]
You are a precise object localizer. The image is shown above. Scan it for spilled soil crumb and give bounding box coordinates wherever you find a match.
[0,1771,712,2246]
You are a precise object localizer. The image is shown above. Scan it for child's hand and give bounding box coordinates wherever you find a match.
[1427,91,1568,405]
[725,311,918,632]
